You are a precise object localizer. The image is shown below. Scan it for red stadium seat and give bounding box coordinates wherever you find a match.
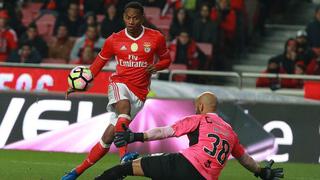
[169,64,187,82]
[22,2,43,26]
[36,14,56,40]
[42,58,68,64]
[150,18,171,38]
[144,7,161,20]
[304,81,320,100]
[197,43,213,57]
[150,18,171,28]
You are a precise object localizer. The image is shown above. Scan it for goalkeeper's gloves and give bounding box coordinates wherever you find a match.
[114,124,144,148]
[255,160,284,180]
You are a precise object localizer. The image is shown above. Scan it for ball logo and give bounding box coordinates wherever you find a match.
[143,42,151,53]
[130,43,138,52]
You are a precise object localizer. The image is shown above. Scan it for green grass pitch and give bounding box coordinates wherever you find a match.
[0,150,319,180]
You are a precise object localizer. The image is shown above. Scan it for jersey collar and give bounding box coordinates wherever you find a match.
[207,112,217,115]
[125,26,145,41]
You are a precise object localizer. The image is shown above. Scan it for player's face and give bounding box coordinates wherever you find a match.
[123,8,144,33]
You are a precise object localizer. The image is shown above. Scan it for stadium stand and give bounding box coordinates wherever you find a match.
[1,0,318,91]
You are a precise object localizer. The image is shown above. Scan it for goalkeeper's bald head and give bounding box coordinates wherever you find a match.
[195,92,218,114]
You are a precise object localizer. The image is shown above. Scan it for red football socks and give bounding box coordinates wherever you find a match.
[115,114,131,158]
[75,141,110,175]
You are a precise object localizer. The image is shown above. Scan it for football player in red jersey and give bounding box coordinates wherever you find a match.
[95,92,284,180]
[62,2,171,180]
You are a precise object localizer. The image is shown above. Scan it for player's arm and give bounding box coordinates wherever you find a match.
[114,116,200,147]
[237,153,261,174]
[146,33,171,74]
[233,137,284,179]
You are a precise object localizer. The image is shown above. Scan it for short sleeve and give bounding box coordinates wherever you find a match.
[98,34,114,60]
[156,33,169,58]
[231,133,245,158]
[171,115,201,137]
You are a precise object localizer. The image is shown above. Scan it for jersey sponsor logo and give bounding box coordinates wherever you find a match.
[130,43,138,52]
[128,54,138,61]
[120,45,127,51]
[143,42,151,53]
[119,59,148,67]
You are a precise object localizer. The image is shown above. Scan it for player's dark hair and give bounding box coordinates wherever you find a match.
[124,1,144,15]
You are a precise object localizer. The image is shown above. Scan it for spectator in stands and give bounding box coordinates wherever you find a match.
[275,38,298,74]
[192,3,218,45]
[19,23,48,58]
[210,0,237,42]
[48,24,75,62]
[230,0,245,13]
[70,25,104,63]
[100,4,124,39]
[8,8,26,39]
[76,45,95,64]
[286,62,306,89]
[169,30,201,70]
[79,11,97,36]
[169,8,192,41]
[256,58,286,90]
[306,53,320,75]
[0,1,26,38]
[7,42,41,63]
[54,1,83,37]
[306,5,320,49]
[0,10,17,62]
[296,30,314,65]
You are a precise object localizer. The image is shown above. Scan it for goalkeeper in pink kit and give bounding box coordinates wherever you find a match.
[95,92,284,180]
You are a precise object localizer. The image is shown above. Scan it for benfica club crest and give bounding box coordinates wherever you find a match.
[143,42,151,53]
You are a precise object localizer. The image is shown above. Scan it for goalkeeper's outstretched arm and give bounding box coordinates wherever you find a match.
[237,153,261,174]
[237,154,284,180]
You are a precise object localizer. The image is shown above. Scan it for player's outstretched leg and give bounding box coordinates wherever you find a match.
[61,125,114,180]
[115,114,131,158]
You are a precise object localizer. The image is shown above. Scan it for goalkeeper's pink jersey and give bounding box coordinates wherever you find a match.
[171,113,245,180]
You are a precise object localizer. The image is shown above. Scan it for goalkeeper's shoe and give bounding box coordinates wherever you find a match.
[120,152,139,164]
[61,169,79,180]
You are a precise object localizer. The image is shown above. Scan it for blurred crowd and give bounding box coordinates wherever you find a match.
[256,5,320,89]
[1,0,315,86]
[0,1,281,66]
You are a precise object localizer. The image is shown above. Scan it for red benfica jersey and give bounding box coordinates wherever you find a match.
[90,26,171,101]
[172,113,245,180]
